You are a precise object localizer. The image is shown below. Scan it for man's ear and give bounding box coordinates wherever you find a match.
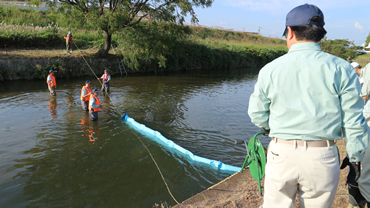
[287,26,294,40]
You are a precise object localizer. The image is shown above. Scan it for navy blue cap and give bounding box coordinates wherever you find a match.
[104,69,108,72]
[283,4,324,36]
[92,89,99,93]
[85,80,91,84]
[49,70,54,73]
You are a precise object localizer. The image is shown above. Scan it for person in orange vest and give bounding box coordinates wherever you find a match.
[46,70,56,96]
[97,68,111,92]
[64,31,73,54]
[80,80,92,111]
[88,89,102,121]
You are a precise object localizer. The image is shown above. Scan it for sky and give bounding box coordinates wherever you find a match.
[186,0,370,46]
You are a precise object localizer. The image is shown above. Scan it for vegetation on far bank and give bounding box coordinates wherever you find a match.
[0,4,364,78]
[355,53,370,67]
[0,5,288,75]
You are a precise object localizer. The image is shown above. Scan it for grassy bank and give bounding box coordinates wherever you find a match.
[355,53,370,67]
[0,4,287,79]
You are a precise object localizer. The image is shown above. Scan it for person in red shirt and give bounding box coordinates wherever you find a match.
[97,68,111,92]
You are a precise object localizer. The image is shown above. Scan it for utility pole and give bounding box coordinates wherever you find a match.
[258,27,261,35]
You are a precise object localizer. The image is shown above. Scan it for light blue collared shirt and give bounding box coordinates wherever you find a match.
[82,89,87,97]
[361,63,370,99]
[248,42,369,162]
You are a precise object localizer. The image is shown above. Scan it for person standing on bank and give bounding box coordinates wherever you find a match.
[351,62,364,86]
[248,4,369,208]
[354,63,370,208]
[80,80,92,111]
[46,70,57,96]
[98,68,111,93]
[64,31,73,54]
[88,89,102,121]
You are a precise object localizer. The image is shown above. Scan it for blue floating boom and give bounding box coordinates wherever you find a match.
[121,113,240,173]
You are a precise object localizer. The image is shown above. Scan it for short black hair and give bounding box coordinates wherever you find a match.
[290,16,327,42]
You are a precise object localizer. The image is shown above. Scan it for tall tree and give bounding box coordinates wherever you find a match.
[55,0,213,57]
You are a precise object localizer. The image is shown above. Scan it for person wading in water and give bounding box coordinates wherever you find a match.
[89,89,102,121]
[46,70,57,96]
[98,68,111,93]
[80,80,92,111]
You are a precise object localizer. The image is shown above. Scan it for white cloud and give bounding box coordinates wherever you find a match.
[355,22,364,30]
[220,22,227,25]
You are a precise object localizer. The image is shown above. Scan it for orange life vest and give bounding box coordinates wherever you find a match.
[80,86,92,101]
[66,34,72,43]
[88,94,100,112]
[47,75,56,87]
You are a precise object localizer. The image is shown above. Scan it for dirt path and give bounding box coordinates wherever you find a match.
[173,139,353,208]
[0,48,103,60]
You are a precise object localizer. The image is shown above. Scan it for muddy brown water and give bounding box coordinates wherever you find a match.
[0,68,267,207]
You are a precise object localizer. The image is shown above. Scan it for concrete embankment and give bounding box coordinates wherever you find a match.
[174,139,350,208]
[0,54,123,81]
[0,47,278,81]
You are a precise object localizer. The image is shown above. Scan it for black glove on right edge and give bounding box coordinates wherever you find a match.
[340,157,361,185]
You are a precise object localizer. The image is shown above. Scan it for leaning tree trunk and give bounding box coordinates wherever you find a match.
[97,30,112,57]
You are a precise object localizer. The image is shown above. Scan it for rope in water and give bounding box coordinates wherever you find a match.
[72,42,179,204]
[131,131,179,204]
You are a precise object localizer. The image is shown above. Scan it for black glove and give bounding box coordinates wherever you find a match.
[262,128,270,137]
[340,157,361,185]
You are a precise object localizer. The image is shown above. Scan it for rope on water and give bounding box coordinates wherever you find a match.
[72,42,179,204]
[131,130,179,204]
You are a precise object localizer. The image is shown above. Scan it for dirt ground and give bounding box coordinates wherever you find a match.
[0,47,109,60]
[172,139,360,208]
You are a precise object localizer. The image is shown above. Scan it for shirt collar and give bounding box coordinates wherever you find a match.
[288,42,322,53]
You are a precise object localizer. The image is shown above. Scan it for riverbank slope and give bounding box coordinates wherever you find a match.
[172,139,351,208]
[0,44,287,81]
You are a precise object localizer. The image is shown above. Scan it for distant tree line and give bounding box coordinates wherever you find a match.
[319,37,357,60]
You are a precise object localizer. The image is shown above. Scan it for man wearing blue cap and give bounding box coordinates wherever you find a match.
[248,4,369,207]
[80,80,92,111]
[89,89,102,121]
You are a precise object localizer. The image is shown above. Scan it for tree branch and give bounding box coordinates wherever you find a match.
[123,0,175,27]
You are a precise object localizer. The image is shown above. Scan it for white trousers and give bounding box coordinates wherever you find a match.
[261,140,340,208]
